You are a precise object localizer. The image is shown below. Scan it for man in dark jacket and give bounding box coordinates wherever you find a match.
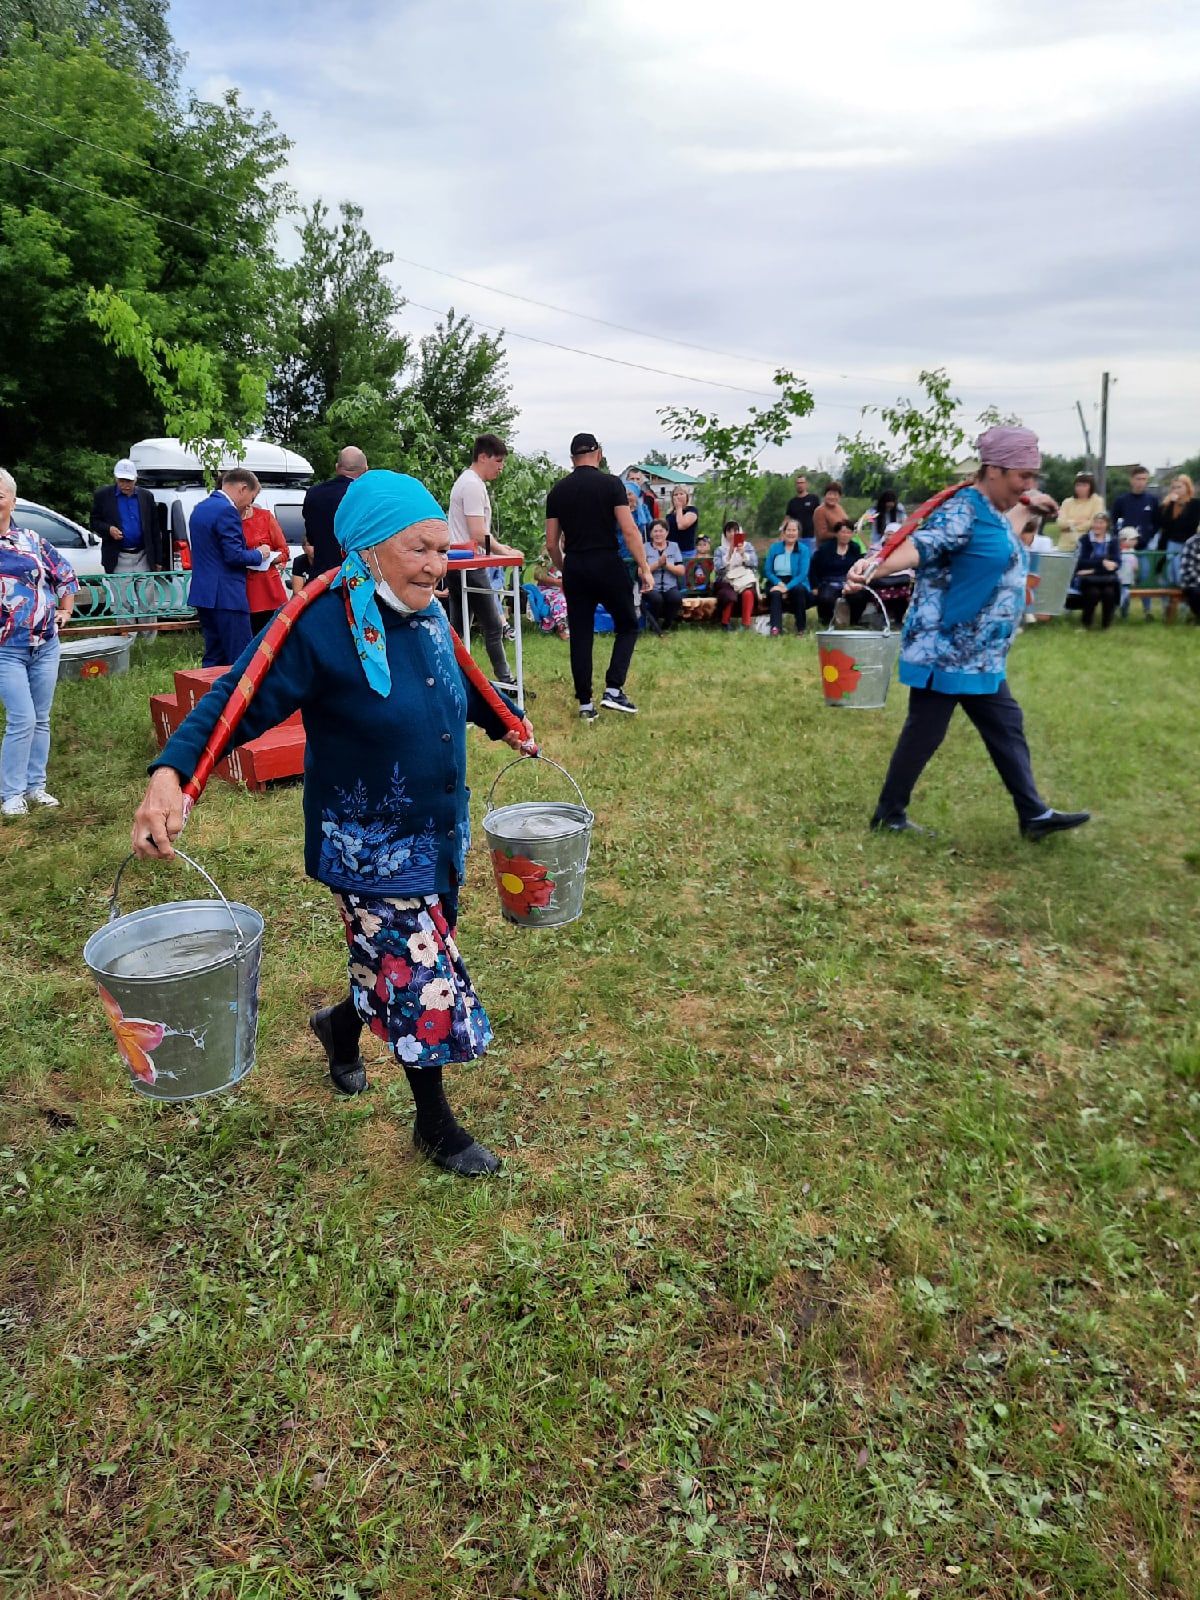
[187,468,274,666]
[302,446,368,574]
[90,458,166,575]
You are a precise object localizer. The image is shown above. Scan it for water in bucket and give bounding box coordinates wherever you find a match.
[815,584,900,710]
[84,851,263,1101]
[483,758,593,927]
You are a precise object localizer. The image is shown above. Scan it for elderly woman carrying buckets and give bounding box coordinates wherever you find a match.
[131,472,533,1177]
[847,426,1090,842]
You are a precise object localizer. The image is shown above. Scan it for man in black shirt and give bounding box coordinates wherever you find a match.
[302,446,368,574]
[546,432,652,719]
[785,473,820,542]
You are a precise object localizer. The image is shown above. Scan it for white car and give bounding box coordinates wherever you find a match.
[15,498,105,579]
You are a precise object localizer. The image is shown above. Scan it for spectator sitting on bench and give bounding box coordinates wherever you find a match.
[762,516,812,635]
[1179,525,1200,622]
[642,519,685,631]
[531,545,570,639]
[1073,512,1121,630]
[810,521,867,626]
[713,522,759,631]
[1157,474,1199,587]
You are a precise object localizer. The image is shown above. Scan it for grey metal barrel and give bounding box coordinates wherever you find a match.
[84,850,263,1101]
[58,634,134,682]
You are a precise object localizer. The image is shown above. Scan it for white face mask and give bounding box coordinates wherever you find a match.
[367,550,415,614]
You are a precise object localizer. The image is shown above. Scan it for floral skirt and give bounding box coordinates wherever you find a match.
[335,891,492,1068]
[537,584,569,633]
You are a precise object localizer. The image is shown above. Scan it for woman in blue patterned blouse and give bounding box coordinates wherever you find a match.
[131,472,533,1177]
[846,427,1090,842]
[0,469,79,817]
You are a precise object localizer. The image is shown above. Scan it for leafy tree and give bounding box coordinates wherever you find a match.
[265,200,408,477]
[657,370,816,522]
[405,308,516,466]
[837,367,968,502]
[490,450,561,560]
[0,0,178,84]
[752,472,793,541]
[0,32,290,508]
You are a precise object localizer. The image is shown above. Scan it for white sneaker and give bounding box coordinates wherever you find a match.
[2,796,29,817]
[26,790,60,807]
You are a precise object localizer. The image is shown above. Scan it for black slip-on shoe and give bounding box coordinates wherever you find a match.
[310,1006,368,1095]
[413,1130,501,1176]
[1020,809,1091,841]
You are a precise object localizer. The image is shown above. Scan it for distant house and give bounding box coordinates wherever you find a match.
[624,462,704,506]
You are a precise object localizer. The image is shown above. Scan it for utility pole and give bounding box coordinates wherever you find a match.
[1075,400,1094,468]
[1097,370,1110,500]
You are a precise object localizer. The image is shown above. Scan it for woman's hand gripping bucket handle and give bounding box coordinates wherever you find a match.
[108,847,249,956]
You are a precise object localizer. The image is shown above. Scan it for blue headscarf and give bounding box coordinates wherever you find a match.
[333,470,447,696]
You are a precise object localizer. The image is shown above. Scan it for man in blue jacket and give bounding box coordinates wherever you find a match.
[188,467,274,666]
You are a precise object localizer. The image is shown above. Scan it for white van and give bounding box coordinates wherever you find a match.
[129,438,315,571]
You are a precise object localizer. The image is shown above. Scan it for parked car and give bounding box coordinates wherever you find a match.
[14,498,105,579]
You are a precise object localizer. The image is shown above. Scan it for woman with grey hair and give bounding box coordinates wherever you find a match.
[0,468,79,816]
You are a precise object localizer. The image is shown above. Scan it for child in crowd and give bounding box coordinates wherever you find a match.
[1118,530,1139,619]
[290,549,312,596]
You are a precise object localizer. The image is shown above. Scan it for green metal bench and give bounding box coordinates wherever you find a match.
[65,572,198,635]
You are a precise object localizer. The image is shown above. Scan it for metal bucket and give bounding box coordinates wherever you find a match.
[1026,551,1076,616]
[483,757,593,927]
[58,634,134,682]
[83,850,263,1102]
[815,584,899,710]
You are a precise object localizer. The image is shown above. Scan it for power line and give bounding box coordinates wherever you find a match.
[403,299,781,397]
[0,156,223,243]
[4,106,239,204]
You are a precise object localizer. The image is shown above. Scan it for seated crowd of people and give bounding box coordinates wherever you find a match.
[524,466,1200,639]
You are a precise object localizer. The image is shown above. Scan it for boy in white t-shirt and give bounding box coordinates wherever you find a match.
[446,434,523,689]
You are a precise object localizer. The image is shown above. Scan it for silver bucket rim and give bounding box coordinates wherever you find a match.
[484,797,593,843]
[484,755,594,832]
[59,634,134,656]
[84,849,262,982]
[84,897,264,983]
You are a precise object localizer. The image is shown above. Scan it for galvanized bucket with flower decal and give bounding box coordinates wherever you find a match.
[483,757,593,927]
[83,850,263,1100]
[815,584,900,710]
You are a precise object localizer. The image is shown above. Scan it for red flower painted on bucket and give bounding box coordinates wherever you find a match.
[1025,571,1041,607]
[97,984,165,1084]
[490,849,555,917]
[818,645,862,702]
[80,659,109,678]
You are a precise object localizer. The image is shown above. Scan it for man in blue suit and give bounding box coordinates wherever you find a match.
[187,467,275,666]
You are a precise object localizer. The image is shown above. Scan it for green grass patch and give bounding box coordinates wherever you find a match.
[2,619,1198,1598]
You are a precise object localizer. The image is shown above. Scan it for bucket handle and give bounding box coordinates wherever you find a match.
[108,848,249,956]
[486,755,590,817]
[828,581,893,637]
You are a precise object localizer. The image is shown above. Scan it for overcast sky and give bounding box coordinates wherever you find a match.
[170,0,1200,475]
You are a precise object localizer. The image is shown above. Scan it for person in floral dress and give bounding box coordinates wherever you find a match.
[131,471,533,1176]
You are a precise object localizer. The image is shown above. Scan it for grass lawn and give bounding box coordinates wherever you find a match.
[2,616,1198,1600]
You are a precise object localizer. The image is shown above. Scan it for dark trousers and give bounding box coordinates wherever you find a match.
[643,587,682,629]
[446,576,511,679]
[816,584,868,626]
[874,683,1047,827]
[562,550,639,703]
[768,587,810,632]
[1184,586,1200,621]
[197,606,252,668]
[1078,574,1120,629]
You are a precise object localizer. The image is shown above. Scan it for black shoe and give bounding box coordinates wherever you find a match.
[413,1129,501,1176]
[1021,809,1091,841]
[602,688,638,714]
[870,814,935,837]
[310,1006,368,1095]
[578,703,599,722]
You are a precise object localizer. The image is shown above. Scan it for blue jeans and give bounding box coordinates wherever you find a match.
[0,638,61,800]
[1164,541,1185,587]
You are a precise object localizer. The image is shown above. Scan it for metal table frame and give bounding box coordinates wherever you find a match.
[446,552,526,704]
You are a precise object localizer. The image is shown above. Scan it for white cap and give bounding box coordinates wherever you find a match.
[114,458,137,480]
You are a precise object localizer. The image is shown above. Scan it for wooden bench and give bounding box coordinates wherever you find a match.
[1128,587,1184,622]
[64,572,197,635]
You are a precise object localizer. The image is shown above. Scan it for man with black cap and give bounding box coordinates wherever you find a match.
[546,432,652,719]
